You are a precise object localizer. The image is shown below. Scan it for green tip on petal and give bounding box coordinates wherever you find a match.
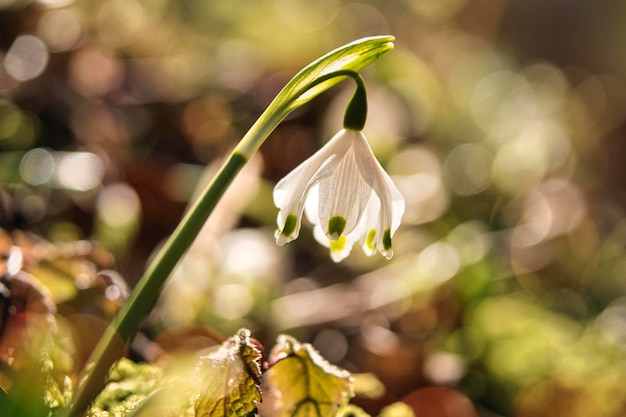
[382,228,392,251]
[281,214,298,237]
[328,216,347,240]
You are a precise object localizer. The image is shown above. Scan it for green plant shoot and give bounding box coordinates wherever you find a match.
[62,35,394,417]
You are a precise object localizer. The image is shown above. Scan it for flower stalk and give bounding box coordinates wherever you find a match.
[61,36,394,417]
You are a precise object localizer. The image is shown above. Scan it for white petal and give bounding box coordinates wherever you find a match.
[317,134,373,239]
[273,129,351,243]
[351,131,405,257]
[304,183,320,226]
[272,128,404,262]
[357,194,381,256]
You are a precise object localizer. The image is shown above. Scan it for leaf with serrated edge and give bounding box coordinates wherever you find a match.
[260,335,353,417]
[194,328,263,417]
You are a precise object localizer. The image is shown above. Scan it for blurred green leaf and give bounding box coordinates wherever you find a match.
[352,373,385,400]
[262,334,352,417]
[336,404,371,417]
[194,328,262,417]
[88,358,162,417]
[1,355,58,417]
[379,402,415,417]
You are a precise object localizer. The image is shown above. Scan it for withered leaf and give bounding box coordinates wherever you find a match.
[260,335,353,417]
[194,328,263,417]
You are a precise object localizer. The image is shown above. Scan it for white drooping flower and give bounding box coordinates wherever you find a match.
[273,128,404,262]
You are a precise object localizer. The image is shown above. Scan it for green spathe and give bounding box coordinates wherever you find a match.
[235,36,394,159]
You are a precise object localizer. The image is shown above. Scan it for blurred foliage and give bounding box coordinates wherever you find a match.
[2,0,626,416]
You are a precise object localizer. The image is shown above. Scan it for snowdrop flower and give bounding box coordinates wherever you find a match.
[273,128,404,262]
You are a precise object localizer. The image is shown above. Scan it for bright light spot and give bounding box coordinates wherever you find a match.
[408,0,467,21]
[492,137,548,194]
[470,71,536,139]
[524,62,568,113]
[37,0,75,7]
[390,146,448,225]
[362,321,399,356]
[4,35,49,82]
[97,0,144,47]
[20,148,55,185]
[69,48,123,97]
[418,242,460,283]
[104,285,123,302]
[275,0,340,32]
[518,196,553,246]
[96,183,141,229]
[56,152,105,191]
[272,284,358,329]
[6,247,23,276]
[447,221,491,265]
[521,179,585,242]
[215,40,266,92]
[20,148,106,191]
[444,143,493,196]
[396,173,447,225]
[510,226,552,273]
[510,180,587,279]
[366,277,412,316]
[423,351,466,385]
[220,229,281,281]
[599,300,626,348]
[522,121,572,173]
[38,8,83,52]
[214,283,254,320]
[313,328,348,363]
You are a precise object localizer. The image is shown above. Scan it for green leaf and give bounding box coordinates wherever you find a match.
[194,328,263,417]
[260,335,353,417]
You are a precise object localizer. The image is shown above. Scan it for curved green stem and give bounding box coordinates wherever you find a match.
[62,35,393,417]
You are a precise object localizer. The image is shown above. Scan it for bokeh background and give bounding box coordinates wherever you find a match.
[2,0,626,416]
